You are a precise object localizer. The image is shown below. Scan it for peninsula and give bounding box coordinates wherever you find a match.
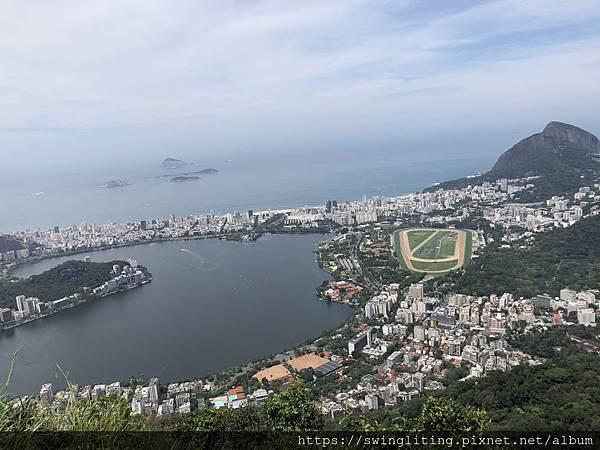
[0,259,151,329]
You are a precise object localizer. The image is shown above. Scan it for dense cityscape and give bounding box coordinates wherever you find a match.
[1,172,597,421]
[2,175,596,265]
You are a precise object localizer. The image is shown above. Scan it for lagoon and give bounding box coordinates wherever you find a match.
[0,234,350,395]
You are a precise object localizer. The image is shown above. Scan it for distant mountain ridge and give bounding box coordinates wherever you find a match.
[425,121,600,201]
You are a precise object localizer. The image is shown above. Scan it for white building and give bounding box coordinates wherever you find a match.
[560,288,577,303]
[577,308,596,326]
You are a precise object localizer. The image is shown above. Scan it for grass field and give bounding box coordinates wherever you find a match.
[407,229,436,250]
[411,259,459,271]
[438,231,458,258]
[413,230,458,260]
[392,228,473,274]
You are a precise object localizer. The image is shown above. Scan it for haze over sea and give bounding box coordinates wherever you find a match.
[0,156,492,232]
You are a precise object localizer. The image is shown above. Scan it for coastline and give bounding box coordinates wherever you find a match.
[0,279,152,331]
[6,233,232,278]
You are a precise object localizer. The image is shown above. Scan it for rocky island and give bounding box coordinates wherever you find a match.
[100,180,132,189]
[160,158,188,170]
[186,168,218,175]
[170,176,199,183]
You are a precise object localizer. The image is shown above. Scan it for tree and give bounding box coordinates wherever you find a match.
[263,383,323,431]
[339,396,489,433]
[299,368,315,383]
[415,397,490,433]
[169,405,264,431]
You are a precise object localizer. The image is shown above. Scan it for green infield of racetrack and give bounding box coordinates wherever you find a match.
[414,230,458,260]
[406,229,436,250]
[437,231,458,258]
[393,228,474,274]
[411,259,459,271]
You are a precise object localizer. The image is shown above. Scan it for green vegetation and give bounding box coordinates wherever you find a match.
[429,143,599,202]
[438,231,458,258]
[443,327,600,430]
[394,228,470,274]
[0,381,491,436]
[0,260,136,308]
[452,214,600,297]
[2,328,594,435]
[0,391,147,432]
[392,231,410,272]
[406,229,435,250]
[463,230,473,265]
[414,230,457,259]
[411,259,458,271]
[166,383,324,432]
[425,122,600,202]
[397,255,410,272]
[340,396,490,433]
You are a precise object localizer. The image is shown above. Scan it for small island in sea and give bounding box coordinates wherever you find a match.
[166,168,218,182]
[160,158,188,170]
[186,168,218,175]
[170,176,199,183]
[100,180,132,189]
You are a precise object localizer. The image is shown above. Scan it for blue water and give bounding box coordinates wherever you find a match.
[1,235,350,395]
[0,157,492,232]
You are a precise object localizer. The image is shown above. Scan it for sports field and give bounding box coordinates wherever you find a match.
[393,228,473,274]
[288,353,329,371]
[253,364,290,382]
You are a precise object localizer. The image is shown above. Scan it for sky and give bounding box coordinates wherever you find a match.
[1,0,600,171]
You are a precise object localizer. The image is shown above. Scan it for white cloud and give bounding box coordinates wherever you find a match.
[0,0,599,163]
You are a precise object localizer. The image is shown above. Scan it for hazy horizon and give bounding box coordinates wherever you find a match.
[1,0,600,173]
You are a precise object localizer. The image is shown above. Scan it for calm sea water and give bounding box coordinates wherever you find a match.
[0,157,491,232]
[1,234,350,395]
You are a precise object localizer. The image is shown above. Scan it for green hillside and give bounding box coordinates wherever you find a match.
[425,122,600,202]
[451,214,600,297]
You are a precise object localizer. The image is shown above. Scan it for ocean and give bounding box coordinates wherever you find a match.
[0,155,493,395]
[0,157,492,232]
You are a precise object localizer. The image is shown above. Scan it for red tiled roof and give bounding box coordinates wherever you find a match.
[228,386,245,396]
